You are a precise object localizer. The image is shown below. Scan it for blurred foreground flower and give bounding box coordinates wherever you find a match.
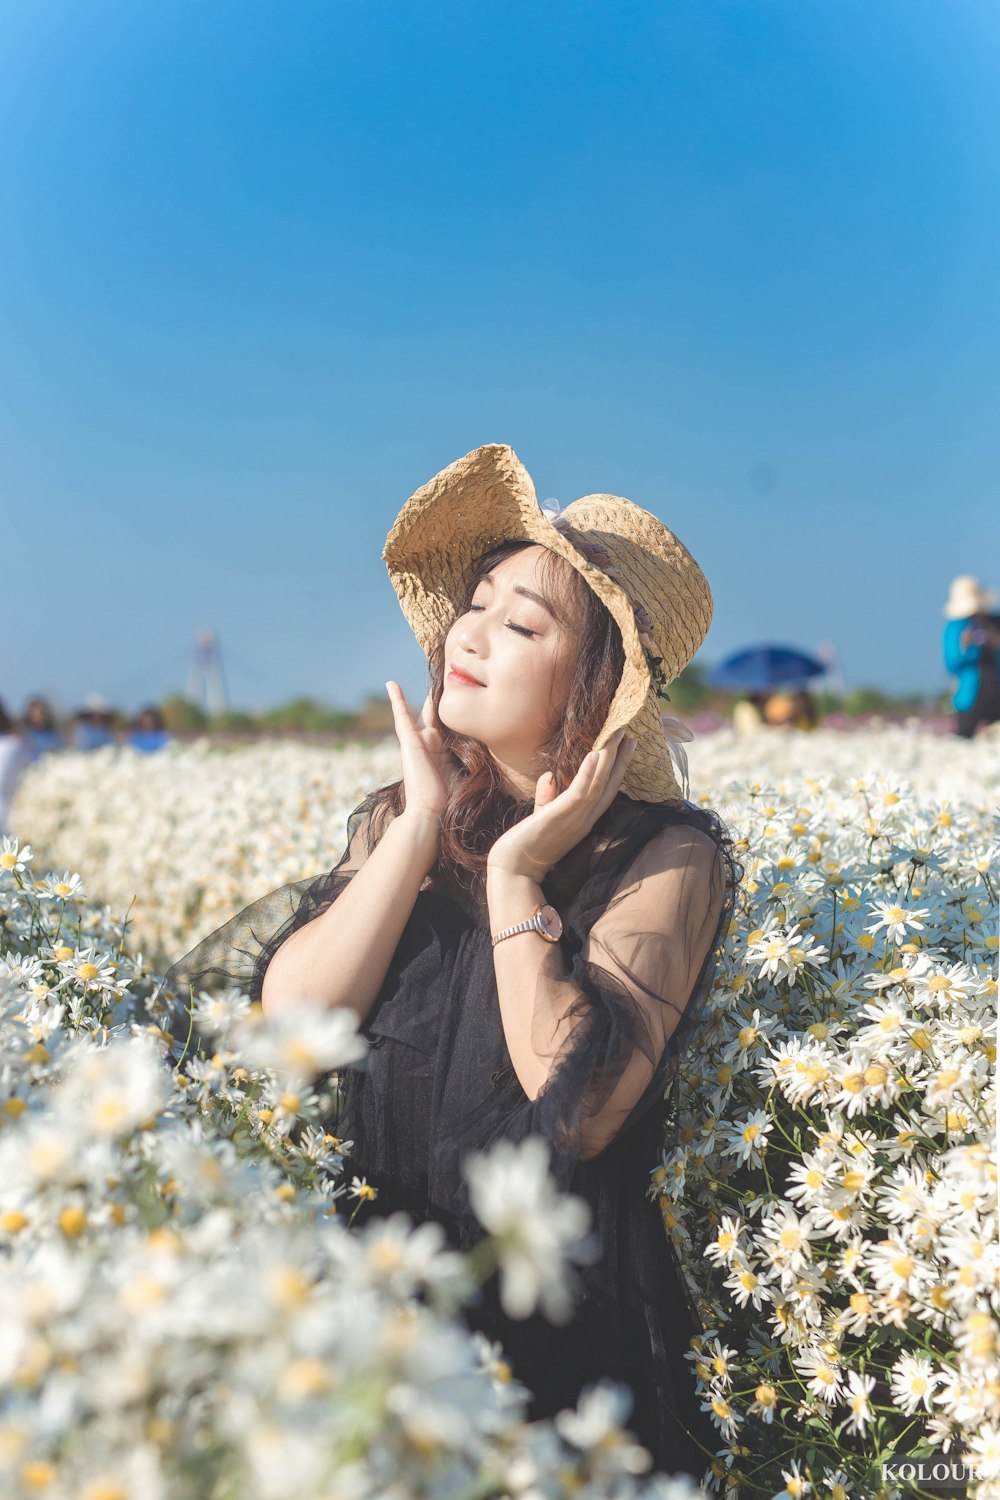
[464,1135,598,1324]
[226,996,370,1086]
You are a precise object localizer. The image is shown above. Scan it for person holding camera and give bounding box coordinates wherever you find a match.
[943,575,1000,738]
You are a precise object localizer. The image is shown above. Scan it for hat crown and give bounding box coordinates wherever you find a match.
[551,493,714,667]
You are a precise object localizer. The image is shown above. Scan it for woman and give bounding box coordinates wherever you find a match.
[154,444,741,1480]
[128,704,173,753]
[732,691,768,735]
[22,695,64,762]
[942,574,1000,739]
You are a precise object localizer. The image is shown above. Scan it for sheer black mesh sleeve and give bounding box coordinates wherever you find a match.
[149,792,389,1062]
[445,798,740,1194]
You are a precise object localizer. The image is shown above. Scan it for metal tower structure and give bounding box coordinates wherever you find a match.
[187,629,229,716]
[815,640,845,694]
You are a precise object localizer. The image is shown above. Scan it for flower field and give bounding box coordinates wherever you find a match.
[2,724,997,1499]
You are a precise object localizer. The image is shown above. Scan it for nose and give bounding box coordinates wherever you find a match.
[454,610,487,658]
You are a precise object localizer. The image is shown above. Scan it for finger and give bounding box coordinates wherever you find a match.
[385,681,416,734]
[534,770,558,809]
[592,731,635,807]
[589,728,627,783]
[415,690,437,731]
[609,734,638,790]
[574,749,602,795]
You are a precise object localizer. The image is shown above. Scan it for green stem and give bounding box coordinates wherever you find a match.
[174,985,196,1071]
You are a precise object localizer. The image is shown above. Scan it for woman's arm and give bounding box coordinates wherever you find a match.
[260,807,440,1022]
[943,619,980,674]
[486,825,726,1160]
[487,866,580,1100]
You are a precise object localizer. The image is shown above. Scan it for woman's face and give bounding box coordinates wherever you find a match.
[439,545,573,768]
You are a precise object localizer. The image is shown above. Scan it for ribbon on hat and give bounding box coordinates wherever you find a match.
[660,712,695,800]
[540,500,571,534]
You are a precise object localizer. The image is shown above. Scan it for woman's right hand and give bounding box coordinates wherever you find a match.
[386,681,459,823]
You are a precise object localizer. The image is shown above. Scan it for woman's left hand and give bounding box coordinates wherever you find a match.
[487,729,638,880]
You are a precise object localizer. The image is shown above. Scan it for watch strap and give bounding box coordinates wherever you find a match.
[494,900,563,948]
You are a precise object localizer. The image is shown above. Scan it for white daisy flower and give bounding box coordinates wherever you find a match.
[555,1381,651,1474]
[774,1455,812,1497]
[889,1353,941,1415]
[191,986,254,1038]
[53,944,119,997]
[233,999,368,1085]
[719,1109,774,1167]
[795,1346,843,1405]
[704,1214,746,1267]
[36,869,86,902]
[723,1253,771,1311]
[864,900,932,944]
[842,1369,877,1436]
[0,836,32,875]
[963,1424,1000,1481]
[54,1034,169,1138]
[868,1236,929,1297]
[463,1136,595,1325]
[757,1206,824,1274]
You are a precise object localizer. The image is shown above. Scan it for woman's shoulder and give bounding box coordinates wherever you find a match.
[546,793,725,902]
[604,791,728,849]
[599,796,739,908]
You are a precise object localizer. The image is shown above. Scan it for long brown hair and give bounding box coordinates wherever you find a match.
[0,699,18,736]
[368,538,627,892]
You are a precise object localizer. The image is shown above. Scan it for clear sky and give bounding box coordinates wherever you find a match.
[4,0,997,715]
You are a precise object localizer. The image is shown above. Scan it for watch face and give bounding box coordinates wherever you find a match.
[538,904,563,941]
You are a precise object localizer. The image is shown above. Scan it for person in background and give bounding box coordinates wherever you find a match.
[22,695,64,763]
[731,691,768,735]
[72,693,119,751]
[0,698,31,836]
[790,688,818,730]
[942,575,1000,739]
[127,705,173,753]
[763,691,797,728]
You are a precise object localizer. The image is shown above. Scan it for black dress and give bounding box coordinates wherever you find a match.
[154,788,739,1481]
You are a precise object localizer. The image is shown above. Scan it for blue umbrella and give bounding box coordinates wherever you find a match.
[707,644,828,693]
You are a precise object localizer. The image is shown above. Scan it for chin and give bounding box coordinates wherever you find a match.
[436,691,470,734]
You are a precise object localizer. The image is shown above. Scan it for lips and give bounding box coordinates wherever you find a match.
[448,665,484,687]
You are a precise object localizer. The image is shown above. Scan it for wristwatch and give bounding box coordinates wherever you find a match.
[491,903,564,948]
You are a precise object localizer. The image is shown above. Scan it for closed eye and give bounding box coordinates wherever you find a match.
[466,604,537,638]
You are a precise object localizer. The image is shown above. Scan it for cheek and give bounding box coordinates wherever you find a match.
[522,649,571,715]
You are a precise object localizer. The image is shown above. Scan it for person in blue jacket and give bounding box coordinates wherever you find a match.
[127,704,173,753]
[72,693,119,751]
[943,575,1000,738]
[22,695,65,763]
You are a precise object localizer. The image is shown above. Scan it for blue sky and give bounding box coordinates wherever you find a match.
[4,0,997,714]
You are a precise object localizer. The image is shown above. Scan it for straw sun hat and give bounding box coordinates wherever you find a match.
[943,575,999,621]
[382,443,714,804]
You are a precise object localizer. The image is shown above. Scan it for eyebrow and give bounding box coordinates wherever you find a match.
[479,573,558,621]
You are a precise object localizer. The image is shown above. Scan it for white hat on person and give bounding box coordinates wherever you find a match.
[943,575,999,620]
